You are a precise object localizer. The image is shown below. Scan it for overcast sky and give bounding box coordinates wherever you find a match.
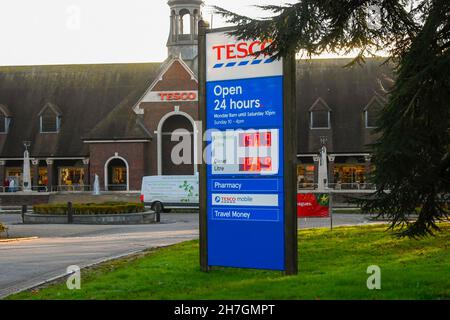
[0,0,304,66]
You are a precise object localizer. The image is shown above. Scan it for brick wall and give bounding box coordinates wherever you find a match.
[136,58,200,177]
[88,142,147,191]
[85,59,201,189]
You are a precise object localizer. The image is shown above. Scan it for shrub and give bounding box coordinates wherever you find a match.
[33,202,145,215]
[0,222,7,236]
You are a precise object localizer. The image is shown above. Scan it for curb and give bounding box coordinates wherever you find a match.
[22,211,157,225]
[0,237,39,243]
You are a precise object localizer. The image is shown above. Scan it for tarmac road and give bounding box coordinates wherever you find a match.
[0,213,198,299]
[0,212,380,299]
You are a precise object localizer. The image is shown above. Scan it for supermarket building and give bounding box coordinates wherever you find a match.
[0,0,393,194]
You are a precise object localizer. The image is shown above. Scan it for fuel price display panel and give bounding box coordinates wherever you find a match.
[211,129,280,175]
[205,31,286,271]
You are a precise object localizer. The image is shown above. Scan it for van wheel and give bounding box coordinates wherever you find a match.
[152,202,163,214]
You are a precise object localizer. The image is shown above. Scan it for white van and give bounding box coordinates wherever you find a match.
[140,175,199,213]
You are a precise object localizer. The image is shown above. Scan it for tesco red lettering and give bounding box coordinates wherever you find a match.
[249,41,260,55]
[236,42,248,58]
[212,40,272,61]
[158,92,197,101]
[212,45,226,60]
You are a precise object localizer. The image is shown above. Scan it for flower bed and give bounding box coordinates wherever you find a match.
[33,202,145,215]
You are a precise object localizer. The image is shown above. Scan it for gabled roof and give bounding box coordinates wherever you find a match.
[89,56,198,139]
[133,56,198,114]
[38,102,62,116]
[296,58,395,154]
[363,94,387,112]
[309,97,332,112]
[0,104,12,117]
[83,89,153,141]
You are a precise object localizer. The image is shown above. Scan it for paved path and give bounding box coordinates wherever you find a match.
[0,213,198,299]
[0,212,380,299]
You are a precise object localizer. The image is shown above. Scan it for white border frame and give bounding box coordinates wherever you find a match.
[365,110,378,129]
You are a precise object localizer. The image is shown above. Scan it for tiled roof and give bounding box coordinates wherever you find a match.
[0,62,161,158]
[296,58,394,154]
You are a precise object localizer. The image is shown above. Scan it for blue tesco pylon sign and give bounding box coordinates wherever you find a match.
[200,27,297,274]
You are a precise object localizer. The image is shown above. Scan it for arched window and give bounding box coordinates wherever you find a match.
[157,111,198,175]
[161,114,194,175]
[179,9,191,35]
[0,104,12,134]
[39,103,61,133]
[309,98,331,129]
[104,156,129,191]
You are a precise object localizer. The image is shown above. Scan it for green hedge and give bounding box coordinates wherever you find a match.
[33,202,145,215]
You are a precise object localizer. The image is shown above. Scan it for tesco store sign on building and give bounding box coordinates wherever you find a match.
[204,31,288,271]
[142,91,198,103]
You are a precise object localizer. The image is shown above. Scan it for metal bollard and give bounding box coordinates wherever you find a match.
[67,202,73,224]
[21,204,27,223]
[155,212,161,223]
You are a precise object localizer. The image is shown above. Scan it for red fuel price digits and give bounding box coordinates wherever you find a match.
[240,132,272,147]
[240,157,273,172]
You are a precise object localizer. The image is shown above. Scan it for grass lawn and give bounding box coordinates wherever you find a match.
[9,224,449,300]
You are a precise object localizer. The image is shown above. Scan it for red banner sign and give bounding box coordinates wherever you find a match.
[297,193,330,218]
